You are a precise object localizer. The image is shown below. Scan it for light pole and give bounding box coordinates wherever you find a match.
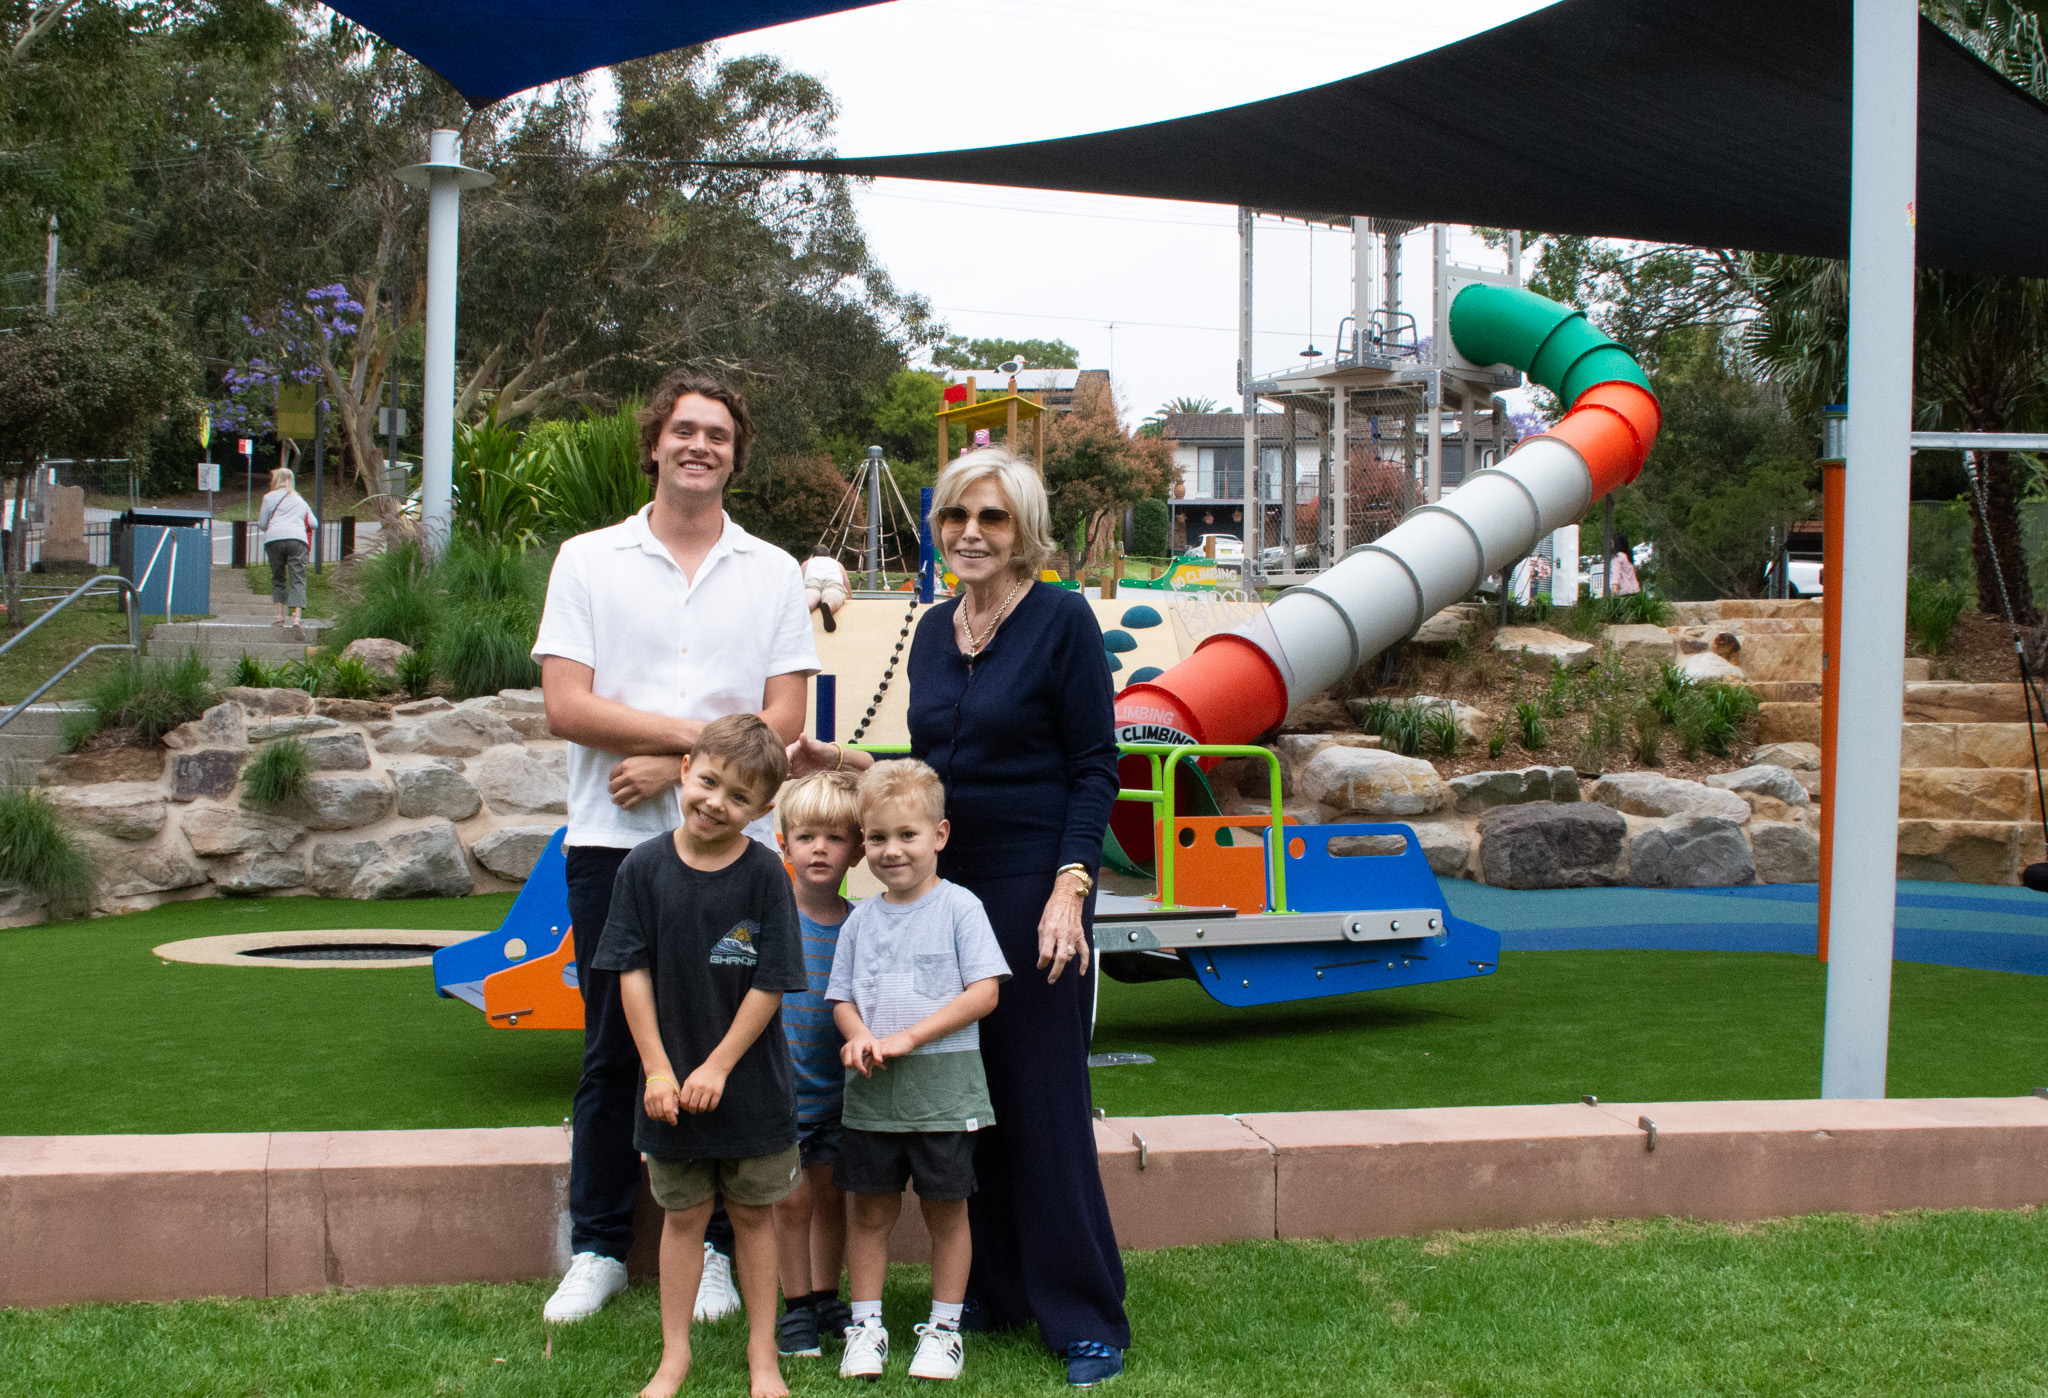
[395,129,492,554]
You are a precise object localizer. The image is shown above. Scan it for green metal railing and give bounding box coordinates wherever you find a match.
[847,740,1288,914]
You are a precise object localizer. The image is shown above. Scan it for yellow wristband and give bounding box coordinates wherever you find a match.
[646,1073,675,1088]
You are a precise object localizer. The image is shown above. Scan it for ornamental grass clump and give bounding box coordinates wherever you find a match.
[81,653,216,745]
[0,786,93,914]
[243,738,310,807]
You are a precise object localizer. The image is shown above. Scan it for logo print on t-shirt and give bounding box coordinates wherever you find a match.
[709,920,761,967]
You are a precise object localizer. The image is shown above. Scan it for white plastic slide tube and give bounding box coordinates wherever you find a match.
[1245,434,1595,708]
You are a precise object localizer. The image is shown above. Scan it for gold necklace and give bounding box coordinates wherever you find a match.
[959,576,1025,656]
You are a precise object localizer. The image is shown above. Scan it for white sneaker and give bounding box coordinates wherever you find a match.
[908,1322,964,1381]
[543,1252,628,1323]
[693,1241,742,1322]
[840,1319,889,1380]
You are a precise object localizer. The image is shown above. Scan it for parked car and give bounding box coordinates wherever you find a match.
[1258,543,1316,572]
[1196,533,1244,562]
[1765,557,1824,597]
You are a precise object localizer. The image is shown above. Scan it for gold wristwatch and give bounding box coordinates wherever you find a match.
[1056,862,1094,897]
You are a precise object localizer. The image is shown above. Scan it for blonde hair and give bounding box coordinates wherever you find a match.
[779,769,862,838]
[691,713,789,795]
[857,759,947,828]
[932,447,1055,575]
[269,466,296,492]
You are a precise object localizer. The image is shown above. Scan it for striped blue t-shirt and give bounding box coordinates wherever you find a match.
[788,907,850,1125]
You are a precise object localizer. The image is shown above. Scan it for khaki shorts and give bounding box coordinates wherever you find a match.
[645,1144,802,1212]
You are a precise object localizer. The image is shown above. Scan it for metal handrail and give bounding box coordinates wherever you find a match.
[0,572,136,658]
[0,643,135,734]
[0,569,145,737]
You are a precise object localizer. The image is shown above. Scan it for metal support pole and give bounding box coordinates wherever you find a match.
[1238,207,1258,584]
[313,396,326,574]
[1822,0,1918,1101]
[1281,404,1298,568]
[1424,370,1443,504]
[44,216,58,314]
[919,485,935,602]
[1331,388,1348,557]
[865,445,884,589]
[1602,495,1614,601]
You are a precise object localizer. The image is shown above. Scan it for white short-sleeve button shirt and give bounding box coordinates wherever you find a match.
[531,506,820,849]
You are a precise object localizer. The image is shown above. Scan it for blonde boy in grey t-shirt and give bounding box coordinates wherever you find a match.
[826,760,1010,1383]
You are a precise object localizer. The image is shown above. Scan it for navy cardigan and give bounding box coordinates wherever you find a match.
[906,581,1120,883]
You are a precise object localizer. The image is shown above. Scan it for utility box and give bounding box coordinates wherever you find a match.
[123,522,210,617]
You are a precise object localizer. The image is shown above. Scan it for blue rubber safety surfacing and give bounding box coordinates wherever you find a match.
[1189,824,1500,1008]
[433,827,573,995]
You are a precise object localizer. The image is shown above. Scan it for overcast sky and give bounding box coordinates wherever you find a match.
[640,0,1558,426]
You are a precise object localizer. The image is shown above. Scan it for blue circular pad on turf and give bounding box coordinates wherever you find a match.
[1102,629,1138,653]
[1120,605,1163,629]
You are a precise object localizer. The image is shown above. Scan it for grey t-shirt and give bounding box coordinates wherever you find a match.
[825,879,1011,1133]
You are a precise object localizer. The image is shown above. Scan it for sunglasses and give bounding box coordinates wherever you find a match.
[932,506,1014,528]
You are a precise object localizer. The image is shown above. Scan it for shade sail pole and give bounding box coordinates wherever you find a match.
[1821,0,1917,1099]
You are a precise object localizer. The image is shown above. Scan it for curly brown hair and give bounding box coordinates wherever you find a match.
[636,370,755,481]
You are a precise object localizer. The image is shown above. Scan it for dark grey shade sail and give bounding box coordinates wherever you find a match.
[718,0,2048,277]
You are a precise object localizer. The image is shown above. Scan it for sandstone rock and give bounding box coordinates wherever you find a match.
[1902,657,1932,682]
[1327,733,1384,750]
[1589,771,1750,823]
[1749,820,1821,883]
[1735,633,1823,683]
[300,731,370,771]
[49,783,166,840]
[1601,623,1675,664]
[1476,801,1626,888]
[471,824,562,880]
[1280,695,1352,732]
[309,821,473,898]
[470,744,570,815]
[1410,608,1472,649]
[1449,765,1579,813]
[495,687,546,714]
[208,850,306,894]
[1626,814,1755,887]
[1406,818,1473,878]
[1752,741,1821,771]
[1897,819,2023,884]
[1704,764,1810,806]
[77,829,207,902]
[1711,631,1743,663]
[180,804,304,856]
[218,685,314,717]
[1794,770,1822,798]
[1273,734,1333,769]
[248,715,341,742]
[171,749,245,801]
[1755,701,1820,745]
[1956,724,2048,770]
[392,696,454,717]
[1493,626,1594,670]
[1902,683,2029,724]
[290,773,395,831]
[0,881,48,926]
[390,760,483,821]
[1677,651,1745,682]
[39,746,164,786]
[162,703,245,751]
[1297,746,1447,816]
[1752,682,1821,703]
[1391,695,1495,742]
[340,637,414,678]
[1897,768,2032,822]
[315,697,394,724]
[375,707,521,757]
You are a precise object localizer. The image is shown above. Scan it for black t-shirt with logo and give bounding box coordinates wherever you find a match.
[591,834,808,1161]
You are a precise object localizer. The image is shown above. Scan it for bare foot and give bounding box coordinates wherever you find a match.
[639,1348,691,1398]
[748,1354,789,1398]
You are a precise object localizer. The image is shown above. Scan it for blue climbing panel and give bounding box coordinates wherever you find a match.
[433,827,574,1005]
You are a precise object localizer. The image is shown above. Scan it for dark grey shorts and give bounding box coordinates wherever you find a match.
[833,1126,977,1201]
[798,1118,844,1170]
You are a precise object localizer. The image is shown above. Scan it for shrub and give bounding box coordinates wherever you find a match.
[243,738,310,806]
[1377,705,1424,757]
[536,405,650,540]
[1906,574,1967,655]
[328,537,436,652]
[1671,687,1718,759]
[1514,700,1548,751]
[229,653,278,689]
[1422,708,1463,757]
[1598,590,1676,627]
[0,786,93,914]
[1651,662,1694,723]
[328,655,383,700]
[1131,497,1170,558]
[1487,730,1509,760]
[395,646,433,700]
[82,653,216,745]
[439,606,542,699]
[454,418,550,550]
[1631,699,1665,767]
[1352,698,1394,736]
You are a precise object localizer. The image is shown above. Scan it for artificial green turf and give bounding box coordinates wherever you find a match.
[6,1211,2048,1396]
[8,895,2048,1136]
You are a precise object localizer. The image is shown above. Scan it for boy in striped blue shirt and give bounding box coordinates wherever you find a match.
[772,770,863,1359]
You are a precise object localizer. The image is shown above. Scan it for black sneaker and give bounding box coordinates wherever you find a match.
[777,1305,821,1358]
[815,1296,853,1342]
[821,607,837,633]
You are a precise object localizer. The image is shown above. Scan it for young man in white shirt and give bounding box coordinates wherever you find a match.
[533,371,820,1325]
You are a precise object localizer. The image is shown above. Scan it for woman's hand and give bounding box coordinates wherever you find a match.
[1036,870,1091,984]
[608,754,681,809]
[786,734,839,779]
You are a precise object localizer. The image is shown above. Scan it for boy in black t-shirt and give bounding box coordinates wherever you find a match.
[592,713,809,1398]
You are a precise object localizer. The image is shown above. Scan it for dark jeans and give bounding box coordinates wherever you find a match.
[565,844,733,1262]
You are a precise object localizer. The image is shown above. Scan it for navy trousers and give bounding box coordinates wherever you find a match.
[565,844,733,1261]
[961,867,1130,1353]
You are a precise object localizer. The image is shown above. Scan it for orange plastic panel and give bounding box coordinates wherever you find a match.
[1167,814,1293,914]
[482,926,584,1030]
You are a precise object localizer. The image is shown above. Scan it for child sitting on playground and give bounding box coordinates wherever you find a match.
[826,760,1010,1383]
[590,713,810,1398]
[772,770,864,1358]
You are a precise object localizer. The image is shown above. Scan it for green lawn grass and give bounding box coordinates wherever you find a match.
[7,895,2048,1137]
[5,1211,2048,1396]
[0,580,206,704]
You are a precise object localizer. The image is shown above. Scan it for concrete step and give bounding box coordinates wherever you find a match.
[146,618,331,668]
[0,702,92,737]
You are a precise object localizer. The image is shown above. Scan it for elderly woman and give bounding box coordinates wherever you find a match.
[256,466,318,627]
[788,448,1127,1386]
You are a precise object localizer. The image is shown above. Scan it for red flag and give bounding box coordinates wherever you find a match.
[942,382,969,404]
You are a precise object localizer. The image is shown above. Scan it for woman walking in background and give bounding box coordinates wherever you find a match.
[257,466,317,627]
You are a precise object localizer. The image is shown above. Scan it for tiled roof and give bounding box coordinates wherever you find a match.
[1163,413,1320,440]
